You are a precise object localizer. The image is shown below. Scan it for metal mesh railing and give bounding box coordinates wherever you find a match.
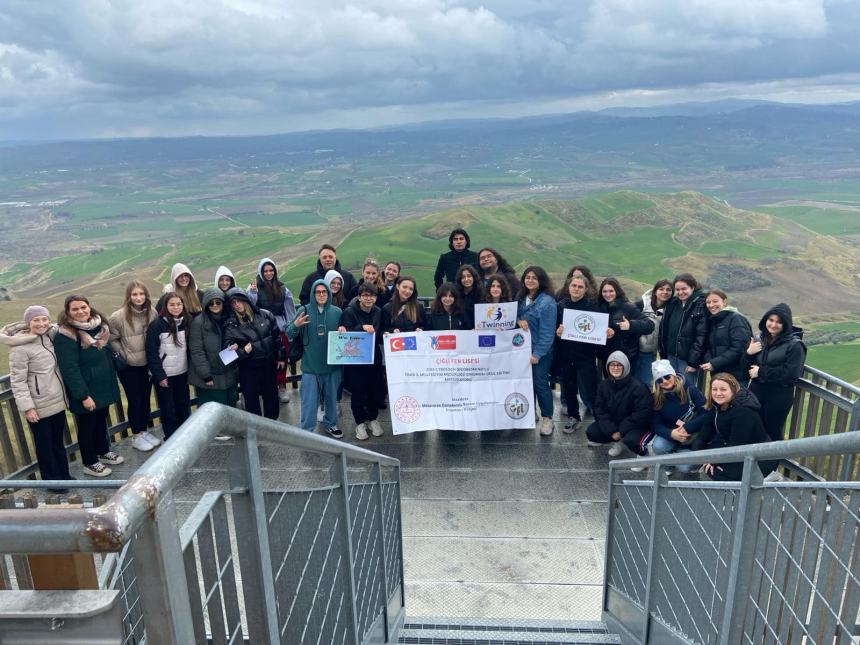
[603,433,860,645]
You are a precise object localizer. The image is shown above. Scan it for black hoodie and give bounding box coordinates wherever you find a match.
[742,303,806,387]
[692,388,771,480]
[299,258,357,306]
[434,229,480,288]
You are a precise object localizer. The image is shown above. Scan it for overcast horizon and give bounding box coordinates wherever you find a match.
[2,1,859,142]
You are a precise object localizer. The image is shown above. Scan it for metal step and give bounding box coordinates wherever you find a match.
[398,617,622,644]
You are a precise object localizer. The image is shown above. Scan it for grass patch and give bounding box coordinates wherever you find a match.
[807,342,860,384]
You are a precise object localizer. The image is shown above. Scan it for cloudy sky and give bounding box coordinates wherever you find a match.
[1,0,859,140]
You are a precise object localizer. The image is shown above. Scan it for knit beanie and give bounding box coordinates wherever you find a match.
[651,359,676,384]
[23,305,50,326]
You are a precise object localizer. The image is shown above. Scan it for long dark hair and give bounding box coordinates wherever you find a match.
[390,276,420,323]
[259,261,284,305]
[160,292,191,347]
[483,274,512,303]
[598,277,629,305]
[455,264,484,300]
[518,266,554,299]
[431,283,463,315]
[477,247,516,277]
[650,279,673,311]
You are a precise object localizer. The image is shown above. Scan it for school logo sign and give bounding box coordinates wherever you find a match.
[574,314,596,334]
[512,332,525,347]
[505,393,530,420]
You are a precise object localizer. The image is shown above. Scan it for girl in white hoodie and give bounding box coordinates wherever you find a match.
[145,293,191,440]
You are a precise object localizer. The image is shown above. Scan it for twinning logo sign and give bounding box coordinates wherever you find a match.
[474,302,517,330]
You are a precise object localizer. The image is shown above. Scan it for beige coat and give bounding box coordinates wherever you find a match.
[0,321,68,418]
[108,307,156,367]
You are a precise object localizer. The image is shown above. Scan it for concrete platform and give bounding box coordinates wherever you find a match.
[51,387,615,622]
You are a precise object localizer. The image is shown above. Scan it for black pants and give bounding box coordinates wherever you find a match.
[585,420,651,456]
[74,407,111,466]
[561,358,598,421]
[118,365,152,434]
[751,382,795,442]
[154,372,191,439]
[239,359,279,420]
[346,364,383,425]
[29,411,72,481]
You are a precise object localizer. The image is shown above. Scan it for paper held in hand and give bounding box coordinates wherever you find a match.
[219,347,239,365]
[560,309,609,345]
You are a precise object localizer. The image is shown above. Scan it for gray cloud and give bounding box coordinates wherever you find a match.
[0,0,858,139]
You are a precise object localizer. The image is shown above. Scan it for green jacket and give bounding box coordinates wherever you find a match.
[286,279,342,375]
[55,324,120,414]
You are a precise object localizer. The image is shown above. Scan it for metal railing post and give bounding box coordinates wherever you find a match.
[371,462,391,642]
[638,464,664,644]
[331,452,360,644]
[228,429,280,644]
[132,491,195,644]
[718,457,763,645]
[840,398,860,481]
[395,463,406,609]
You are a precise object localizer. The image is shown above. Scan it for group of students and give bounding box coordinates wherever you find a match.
[2,228,806,484]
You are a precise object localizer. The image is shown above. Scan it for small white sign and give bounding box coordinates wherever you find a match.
[219,348,239,365]
[474,301,518,330]
[561,309,609,346]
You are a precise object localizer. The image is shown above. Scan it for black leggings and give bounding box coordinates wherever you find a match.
[29,411,72,481]
[751,382,795,442]
[238,359,279,420]
[118,365,152,434]
[154,372,191,439]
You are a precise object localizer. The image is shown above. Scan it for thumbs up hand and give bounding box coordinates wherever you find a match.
[618,316,631,331]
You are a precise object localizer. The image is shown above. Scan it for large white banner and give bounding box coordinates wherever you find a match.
[383,329,535,434]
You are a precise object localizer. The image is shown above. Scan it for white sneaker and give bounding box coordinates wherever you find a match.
[562,419,581,434]
[608,441,625,457]
[369,419,384,437]
[132,433,154,452]
[629,464,646,473]
[764,470,788,483]
[143,431,162,447]
[84,462,112,477]
[539,417,554,436]
[278,388,290,403]
[355,423,369,441]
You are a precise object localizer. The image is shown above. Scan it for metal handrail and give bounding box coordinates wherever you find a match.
[609,430,860,470]
[0,403,398,554]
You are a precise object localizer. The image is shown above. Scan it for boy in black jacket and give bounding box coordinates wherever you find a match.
[338,283,385,440]
[434,228,479,288]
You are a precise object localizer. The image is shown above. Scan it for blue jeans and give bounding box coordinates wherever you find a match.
[651,434,697,473]
[668,355,698,380]
[299,370,341,431]
[532,352,553,419]
[636,352,656,387]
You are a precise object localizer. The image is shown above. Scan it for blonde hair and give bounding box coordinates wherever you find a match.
[653,374,689,410]
[704,373,741,410]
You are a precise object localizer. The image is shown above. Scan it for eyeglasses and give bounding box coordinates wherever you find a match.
[314,290,328,295]
[209,300,223,307]
[656,375,674,383]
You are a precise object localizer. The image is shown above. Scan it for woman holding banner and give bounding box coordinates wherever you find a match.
[455,264,483,329]
[555,275,600,433]
[429,283,467,330]
[517,266,556,436]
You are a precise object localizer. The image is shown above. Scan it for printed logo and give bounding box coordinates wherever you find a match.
[504,393,529,420]
[430,335,457,350]
[574,314,596,334]
[389,336,417,352]
[483,305,504,321]
[394,395,421,423]
[478,335,496,348]
[512,332,525,347]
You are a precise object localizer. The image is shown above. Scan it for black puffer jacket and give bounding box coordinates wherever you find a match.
[704,309,752,380]
[339,299,383,373]
[659,290,708,364]
[692,388,771,480]
[428,311,466,331]
[600,300,654,365]
[224,289,283,362]
[434,250,479,288]
[593,354,652,439]
[742,303,806,387]
[299,259,357,306]
[381,302,429,333]
[189,288,237,390]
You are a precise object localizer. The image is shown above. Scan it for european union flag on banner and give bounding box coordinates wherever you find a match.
[402,336,417,350]
[478,335,496,348]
